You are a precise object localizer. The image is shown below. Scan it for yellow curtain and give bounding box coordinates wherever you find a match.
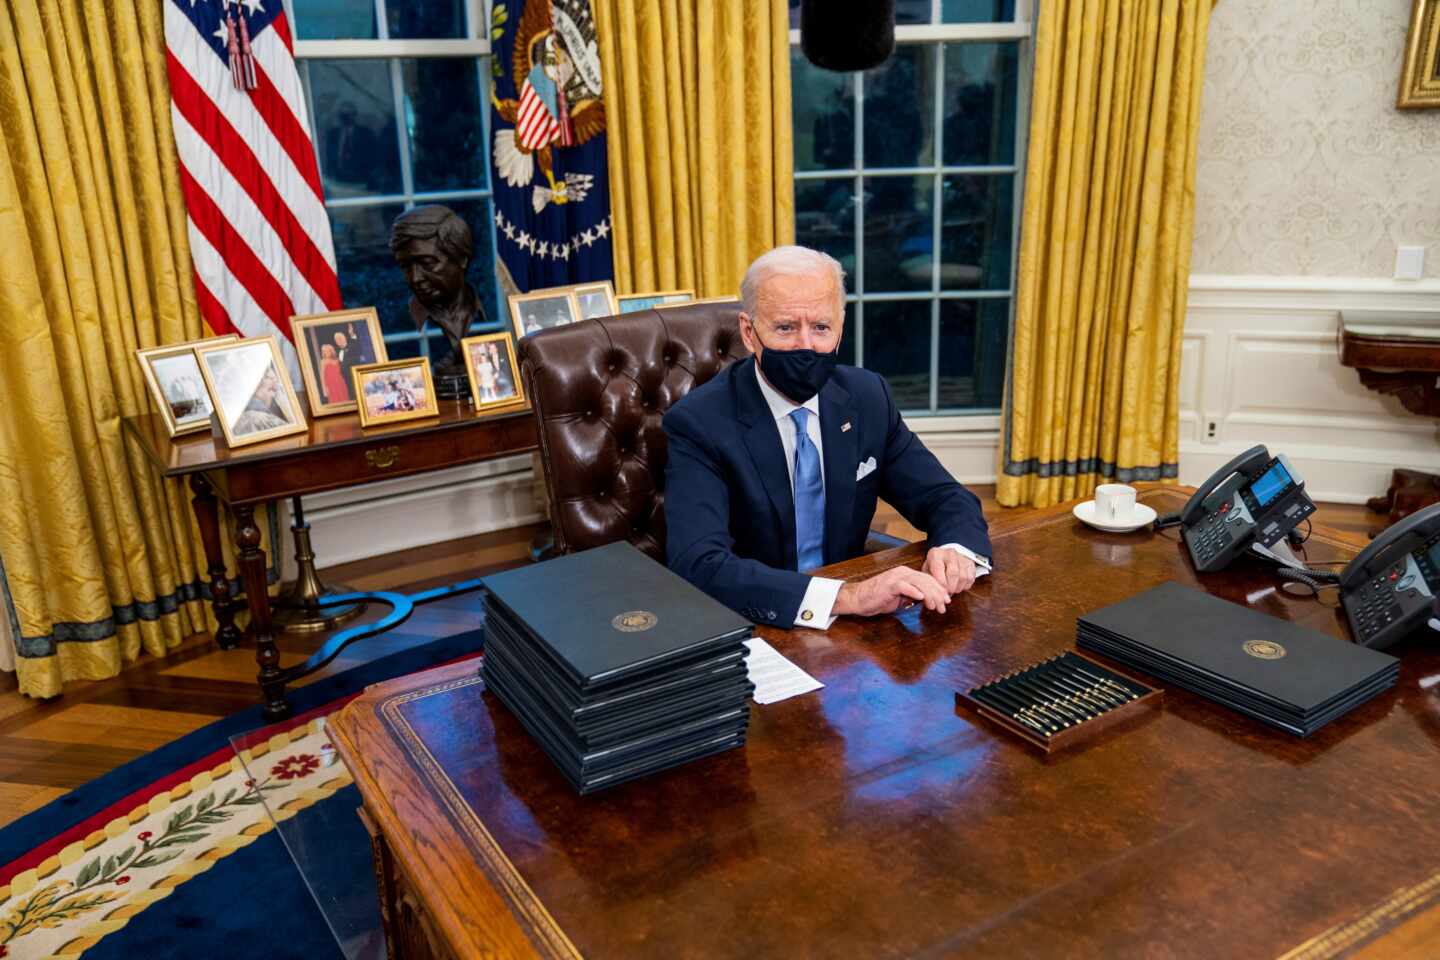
[0,0,229,697]
[593,0,795,297]
[997,0,1213,508]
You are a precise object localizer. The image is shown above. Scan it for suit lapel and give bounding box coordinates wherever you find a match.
[735,359,797,568]
[819,379,858,565]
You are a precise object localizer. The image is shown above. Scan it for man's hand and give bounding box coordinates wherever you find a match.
[923,547,977,595]
[834,566,950,617]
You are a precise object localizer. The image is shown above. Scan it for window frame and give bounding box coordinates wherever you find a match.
[285,0,506,357]
[789,0,1034,416]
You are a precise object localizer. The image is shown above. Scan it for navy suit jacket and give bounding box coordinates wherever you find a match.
[662,357,990,624]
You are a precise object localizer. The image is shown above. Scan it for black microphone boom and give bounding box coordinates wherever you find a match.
[800,0,896,73]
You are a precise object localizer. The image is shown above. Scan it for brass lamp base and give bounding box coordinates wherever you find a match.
[273,496,367,635]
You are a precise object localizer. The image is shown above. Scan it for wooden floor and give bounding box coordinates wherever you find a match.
[0,486,1388,833]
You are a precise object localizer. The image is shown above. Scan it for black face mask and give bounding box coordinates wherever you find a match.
[754,332,839,404]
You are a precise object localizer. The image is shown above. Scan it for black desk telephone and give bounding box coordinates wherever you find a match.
[1162,445,1317,573]
[1337,502,1440,650]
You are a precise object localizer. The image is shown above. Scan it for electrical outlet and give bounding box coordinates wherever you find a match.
[1204,420,1219,443]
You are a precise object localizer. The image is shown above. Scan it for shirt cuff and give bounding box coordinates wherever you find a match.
[795,576,843,629]
[939,542,991,577]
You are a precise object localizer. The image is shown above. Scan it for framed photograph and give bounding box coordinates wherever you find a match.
[291,308,388,417]
[461,333,527,413]
[573,281,619,320]
[1398,0,1440,108]
[616,290,696,313]
[352,358,440,427]
[508,289,582,339]
[194,336,307,448]
[135,334,239,437]
[656,295,740,311]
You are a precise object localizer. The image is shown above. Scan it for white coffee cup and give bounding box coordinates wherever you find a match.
[1095,483,1137,521]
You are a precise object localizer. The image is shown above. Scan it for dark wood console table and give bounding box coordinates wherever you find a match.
[331,487,1440,959]
[1338,319,1440,524]
[124,401,537,720]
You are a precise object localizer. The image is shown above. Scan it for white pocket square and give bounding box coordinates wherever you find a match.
[856,456,877,481]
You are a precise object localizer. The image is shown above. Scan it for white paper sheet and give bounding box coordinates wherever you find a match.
[744,637,823,704]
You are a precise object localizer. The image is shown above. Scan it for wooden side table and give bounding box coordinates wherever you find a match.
[124,400,537,719]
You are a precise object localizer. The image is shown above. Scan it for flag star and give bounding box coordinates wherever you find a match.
[213,20,229,42]
[559,243,571,260]
[579,229,594,246]
[595,221,610,238]
[537,240,550,258]
[241,0,263,14]
[494,211,504,226]
[502,221,516,240]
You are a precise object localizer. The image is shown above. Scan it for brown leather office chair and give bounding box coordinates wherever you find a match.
[517,301,906,561]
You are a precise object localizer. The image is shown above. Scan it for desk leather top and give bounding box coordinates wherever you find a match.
[331,488,1440,959]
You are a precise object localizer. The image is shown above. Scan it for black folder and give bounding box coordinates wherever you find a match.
[1076,582,1398,736]
[481,541,753,689]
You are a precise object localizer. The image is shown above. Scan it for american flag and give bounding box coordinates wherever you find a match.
[515,62,564,150]
[164,0,341,372]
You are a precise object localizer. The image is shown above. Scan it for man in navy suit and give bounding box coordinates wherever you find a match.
[663,246,991,628]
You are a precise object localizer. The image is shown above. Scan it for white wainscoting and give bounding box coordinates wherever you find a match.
[1180,275,1440,504]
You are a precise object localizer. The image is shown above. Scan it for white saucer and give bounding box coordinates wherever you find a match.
[1072,500,1157,533]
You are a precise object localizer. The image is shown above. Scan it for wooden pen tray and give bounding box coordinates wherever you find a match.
[955,651,1164,753]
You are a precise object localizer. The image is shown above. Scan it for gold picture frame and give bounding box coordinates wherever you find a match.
[352,358,440,428]
[460,332,528,414]
[291,307,388,417]
[508,288,583,341]
[616,290,696,313]
[572,281,620,320]
[1399,0,1440,108]
[194,336,308,448]
[135,334,239,437]
[655,295,740,311]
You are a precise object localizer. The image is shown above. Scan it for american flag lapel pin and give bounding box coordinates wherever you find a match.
[841,422,851,432]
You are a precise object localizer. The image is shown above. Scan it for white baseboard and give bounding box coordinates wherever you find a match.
[278,454,544,576]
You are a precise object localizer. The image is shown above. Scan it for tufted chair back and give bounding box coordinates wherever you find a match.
[517,302,750,560]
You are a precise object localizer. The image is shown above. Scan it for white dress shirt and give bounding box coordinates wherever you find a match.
[752,365,991,628]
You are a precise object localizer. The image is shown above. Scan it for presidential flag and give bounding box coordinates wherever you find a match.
[489,0,614,292]
[164,0,341,373]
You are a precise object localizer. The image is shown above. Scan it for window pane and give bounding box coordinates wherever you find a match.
[942,0,1016,22]
[863,175,934,293]
[330,203,413,340]
[293,0,377,40]
[895,0,933,24]
[791,52,855,172]
[402,58,487,193]
[385,336,425,360]
[939,298,1008,409]
[387,0,466,39]
[864,300,931,410]
[942,42,1019,166]
[310,60,403,197]
[863,45,936,168]
[940,174,1013,290]
[795,179,856,291]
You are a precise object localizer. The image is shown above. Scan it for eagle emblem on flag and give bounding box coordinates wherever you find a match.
[491,0,606,214]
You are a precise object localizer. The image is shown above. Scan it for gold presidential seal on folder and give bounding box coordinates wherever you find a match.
[612,611,658,632]
[1243,639,1287,660]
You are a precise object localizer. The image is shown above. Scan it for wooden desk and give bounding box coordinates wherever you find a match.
[330,488,1440,959]
[124,401,537,719]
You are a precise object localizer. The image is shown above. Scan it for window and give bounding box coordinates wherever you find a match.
[288,0,503,360]
[789,0,1031,414]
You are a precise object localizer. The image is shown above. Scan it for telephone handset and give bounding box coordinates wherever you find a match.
[1161,444,1317,573]
[1338,502,1440,650]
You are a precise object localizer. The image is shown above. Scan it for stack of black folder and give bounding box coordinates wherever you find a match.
[1077,582,1399,737]
[480,541,755,793]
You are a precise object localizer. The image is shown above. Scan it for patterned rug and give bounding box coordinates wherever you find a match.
[0,629,483,960]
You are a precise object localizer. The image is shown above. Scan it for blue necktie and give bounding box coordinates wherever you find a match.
[789,408,826,571]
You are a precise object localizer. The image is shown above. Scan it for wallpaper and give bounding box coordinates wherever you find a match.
[1190,0,1440,278]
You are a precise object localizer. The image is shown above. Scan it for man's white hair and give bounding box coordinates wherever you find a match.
[740,245,846,319]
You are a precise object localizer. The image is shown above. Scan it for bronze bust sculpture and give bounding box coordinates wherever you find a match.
[389,205,487,398]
